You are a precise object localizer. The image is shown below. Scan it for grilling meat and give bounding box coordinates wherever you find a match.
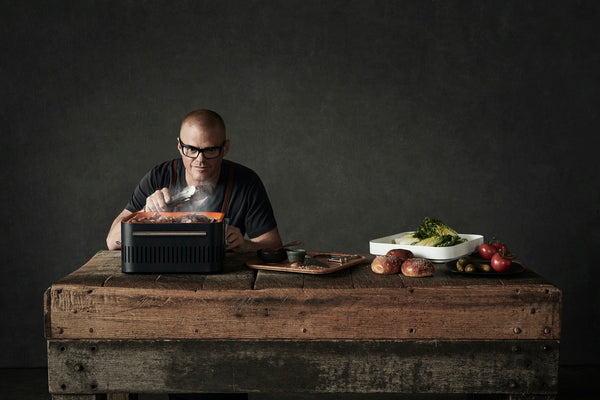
[129,212,216,224]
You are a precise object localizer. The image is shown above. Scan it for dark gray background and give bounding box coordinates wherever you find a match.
[1,0,598,368]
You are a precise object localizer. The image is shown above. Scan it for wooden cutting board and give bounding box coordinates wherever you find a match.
[246,252,367,274]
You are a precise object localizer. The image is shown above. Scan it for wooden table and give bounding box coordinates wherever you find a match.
[44,250,562,399]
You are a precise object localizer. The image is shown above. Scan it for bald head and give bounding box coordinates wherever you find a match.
[181,109,226,138]
[178,109,230,185]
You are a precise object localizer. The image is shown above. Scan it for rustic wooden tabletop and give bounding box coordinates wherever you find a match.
[44,250,562,398]
[45,250,561,342]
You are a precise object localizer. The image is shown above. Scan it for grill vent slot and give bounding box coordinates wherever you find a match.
[123,245,222,265]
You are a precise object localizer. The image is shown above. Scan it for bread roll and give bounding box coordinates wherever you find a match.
[371,255,402,274]
[386,249,414,262]
[401,258,435,277]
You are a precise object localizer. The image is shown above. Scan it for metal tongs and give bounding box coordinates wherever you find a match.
[166,186,197,207]
[310,254,362,264]
[328,254,361,263]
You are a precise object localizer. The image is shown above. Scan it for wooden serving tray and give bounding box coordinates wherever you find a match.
[246,252,367,274]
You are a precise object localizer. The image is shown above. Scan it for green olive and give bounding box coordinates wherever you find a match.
[455,261,464,272]
[479,264,491,272]
[465,264,476,273]
[458,257,472,267]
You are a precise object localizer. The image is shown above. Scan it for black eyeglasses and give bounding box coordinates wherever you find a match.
[178,138,226,159]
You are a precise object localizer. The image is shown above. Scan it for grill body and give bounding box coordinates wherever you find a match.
[121,212,226,273]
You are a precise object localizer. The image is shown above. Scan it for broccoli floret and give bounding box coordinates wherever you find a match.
[411,217,466,247]
[413,217,458,239]
[435,234,466,247]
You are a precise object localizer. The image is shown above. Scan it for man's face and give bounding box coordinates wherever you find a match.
[178,122,229,185]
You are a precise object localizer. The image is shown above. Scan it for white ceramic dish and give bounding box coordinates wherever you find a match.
[369,232,484,263]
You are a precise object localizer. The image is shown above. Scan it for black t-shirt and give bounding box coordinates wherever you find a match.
[125,159,278,239]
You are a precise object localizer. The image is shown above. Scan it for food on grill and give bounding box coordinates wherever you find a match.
[401,258,435,277]
[386,249,414,262]
[128,212,218,224]
[371,255,402,274]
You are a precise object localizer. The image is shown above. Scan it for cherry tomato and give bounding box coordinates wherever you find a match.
[491,252,512,273]
[492,242,508,255]
[478,243,498,260]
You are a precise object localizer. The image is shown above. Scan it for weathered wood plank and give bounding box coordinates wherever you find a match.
[55,251,255,291]
[55,251,121,287]
[47,339,559,395]
[350,263,406,289]
[51,395,98,400]
[246,394,556,400]
[45,282,561,340]
[50,392,136,399]
[201,259,255,290]
[302,266,354,289]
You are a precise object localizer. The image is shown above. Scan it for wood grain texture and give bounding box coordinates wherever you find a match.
[50,393,137,399]
[45,251,562,341]
[47,339,559,395]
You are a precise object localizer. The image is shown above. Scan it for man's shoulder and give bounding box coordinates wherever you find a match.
[139,159,178,185]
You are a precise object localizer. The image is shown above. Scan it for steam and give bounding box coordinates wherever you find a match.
[186,182,216,210]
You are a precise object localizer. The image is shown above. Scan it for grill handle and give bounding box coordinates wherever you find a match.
[132,231,207,237]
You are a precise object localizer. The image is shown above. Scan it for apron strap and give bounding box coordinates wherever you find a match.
[221,163,235,214]
[170,159,178,190]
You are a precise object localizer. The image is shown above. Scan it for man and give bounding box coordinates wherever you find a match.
[107,109,282,253]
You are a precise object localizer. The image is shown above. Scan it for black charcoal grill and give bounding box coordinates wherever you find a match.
[121,211,226,273]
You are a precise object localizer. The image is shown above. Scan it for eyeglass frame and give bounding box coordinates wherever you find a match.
[178,137,227,159]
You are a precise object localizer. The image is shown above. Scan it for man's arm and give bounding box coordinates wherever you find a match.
[107,188,177,250]
[106,209,133,250]
[246,226,282,251]
[226,226,282,253]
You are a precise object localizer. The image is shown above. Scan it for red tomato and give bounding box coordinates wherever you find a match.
[491,253,512,273]
[492,242,508,255]
[478,243,498,260]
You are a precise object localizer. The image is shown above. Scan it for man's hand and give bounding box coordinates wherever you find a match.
[225,225,246,252]
[143,188,172,212]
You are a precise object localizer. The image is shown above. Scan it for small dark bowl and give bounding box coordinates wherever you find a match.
[257,248,287,263]
[286,249,306,263]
